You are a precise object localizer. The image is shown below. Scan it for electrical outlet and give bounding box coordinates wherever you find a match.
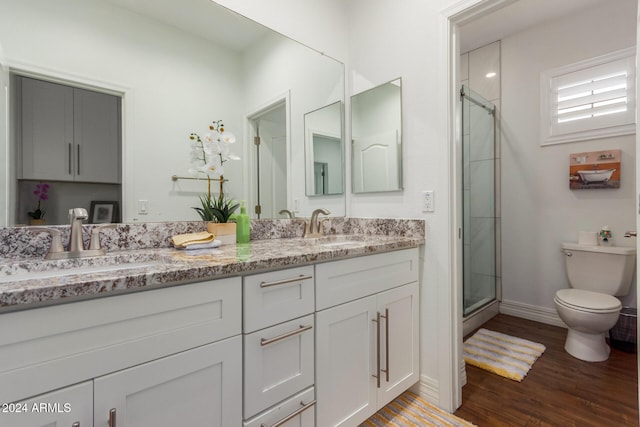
[138,200,149,215]
[422,191,434,212]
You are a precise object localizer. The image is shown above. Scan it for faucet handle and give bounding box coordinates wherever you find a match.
[89,224,117,250]
[28,227,64,258]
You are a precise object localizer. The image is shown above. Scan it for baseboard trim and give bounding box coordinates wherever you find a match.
[418,374,440,404]
[499,299,566,328]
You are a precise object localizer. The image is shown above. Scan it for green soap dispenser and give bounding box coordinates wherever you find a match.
[236,200,250,243]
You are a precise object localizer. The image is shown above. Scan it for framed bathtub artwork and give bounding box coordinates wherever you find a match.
[569,149,620,189]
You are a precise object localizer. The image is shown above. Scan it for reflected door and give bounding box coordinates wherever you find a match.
[352,130,400,192]
[250,103,287,219]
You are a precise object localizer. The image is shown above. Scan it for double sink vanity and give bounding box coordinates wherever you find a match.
[0,217,423,427]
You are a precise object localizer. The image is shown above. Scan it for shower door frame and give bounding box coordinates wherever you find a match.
[460,85,498,318]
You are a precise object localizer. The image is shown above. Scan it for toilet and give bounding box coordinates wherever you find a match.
[554,242,636,362]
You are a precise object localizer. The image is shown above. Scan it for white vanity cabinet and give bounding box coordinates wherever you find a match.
[20,77,121,183]
[0,277,242,427]
[315,248,420,427]
[1,381,93,427]
[243,266,316,426]
[93,336,241,427]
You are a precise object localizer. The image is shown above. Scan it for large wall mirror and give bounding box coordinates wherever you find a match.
[0,0,345,226]
[351,78,403,193]
[304,101,344,196]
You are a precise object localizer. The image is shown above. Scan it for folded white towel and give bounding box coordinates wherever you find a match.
[174,240,222,250]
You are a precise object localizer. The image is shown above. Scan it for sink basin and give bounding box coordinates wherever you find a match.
[301,235,365,248]
[0,260,165,284]
[320,240,365,248]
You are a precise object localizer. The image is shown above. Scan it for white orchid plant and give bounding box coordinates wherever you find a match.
[189,120,240,223]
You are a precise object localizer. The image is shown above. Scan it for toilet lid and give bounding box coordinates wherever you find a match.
[555,289,621,313]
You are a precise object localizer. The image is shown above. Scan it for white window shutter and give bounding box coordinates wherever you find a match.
[541,47,636,145]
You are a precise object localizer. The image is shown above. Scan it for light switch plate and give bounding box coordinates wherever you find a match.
[138,200,148,215]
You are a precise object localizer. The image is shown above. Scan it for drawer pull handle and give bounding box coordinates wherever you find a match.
[261,399,316,427]
[72,423,80,427]
[108,408,116,427]
[261,324,313,346]
[260,274,312,288]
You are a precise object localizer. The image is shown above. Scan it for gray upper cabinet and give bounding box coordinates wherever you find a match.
[20,77,121,184]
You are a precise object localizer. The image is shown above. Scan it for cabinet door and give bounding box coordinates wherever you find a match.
[376,282,419,408]
[94,336,242,427]
[74,88,120,183]
[0,381,92,427]
[316,295,377,427]
[21,77,74,181]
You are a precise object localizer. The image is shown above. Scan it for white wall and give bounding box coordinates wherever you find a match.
[0,0,245,222]
[241,31,344,217]
[218,0,460,411]
[346,0,459,410]
[500,0,638,318]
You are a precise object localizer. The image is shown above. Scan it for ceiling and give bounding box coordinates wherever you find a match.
[106,0,269,52]
[107,0,615,58]
[459,0,611,53]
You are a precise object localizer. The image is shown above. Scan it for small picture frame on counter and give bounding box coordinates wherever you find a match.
[89,201,119,224]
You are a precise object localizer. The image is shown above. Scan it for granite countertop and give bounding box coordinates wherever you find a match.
[0,234,423,311]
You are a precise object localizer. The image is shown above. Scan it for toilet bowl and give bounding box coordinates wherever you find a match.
[554,289,621,362]
[555,243,636,362]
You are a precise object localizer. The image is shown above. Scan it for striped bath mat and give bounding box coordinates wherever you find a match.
[360,391,476,427]
[463,328,546,382]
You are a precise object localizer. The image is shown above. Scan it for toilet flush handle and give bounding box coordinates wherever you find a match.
[624,231,637,238]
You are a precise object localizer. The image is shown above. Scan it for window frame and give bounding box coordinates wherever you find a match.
[540,47,636,146]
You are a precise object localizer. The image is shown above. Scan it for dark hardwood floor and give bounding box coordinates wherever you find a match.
[454,314,638,427]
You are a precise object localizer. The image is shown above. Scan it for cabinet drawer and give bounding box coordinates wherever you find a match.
[244,314,315,419]
[244,266,314,333]
[0,277,241,405]
[316,248,419,310]
[244,387,315,427]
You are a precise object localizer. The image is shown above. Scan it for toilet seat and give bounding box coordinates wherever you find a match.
[555,289,621,313]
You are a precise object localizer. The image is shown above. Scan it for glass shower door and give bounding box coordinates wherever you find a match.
[461,85,497,316]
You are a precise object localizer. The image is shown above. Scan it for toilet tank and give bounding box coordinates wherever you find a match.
[562,243,636,296]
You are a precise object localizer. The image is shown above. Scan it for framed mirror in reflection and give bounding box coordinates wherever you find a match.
[304,101,344,196]
[351,78,403,193]
[0,0,345,226]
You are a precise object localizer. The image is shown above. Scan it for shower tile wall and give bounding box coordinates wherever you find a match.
[461,41,502,312]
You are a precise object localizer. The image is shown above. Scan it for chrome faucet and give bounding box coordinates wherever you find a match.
[279,209,295,219]
[35,208,112,259]
[307,208,330,237]
[68,208,88,252]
